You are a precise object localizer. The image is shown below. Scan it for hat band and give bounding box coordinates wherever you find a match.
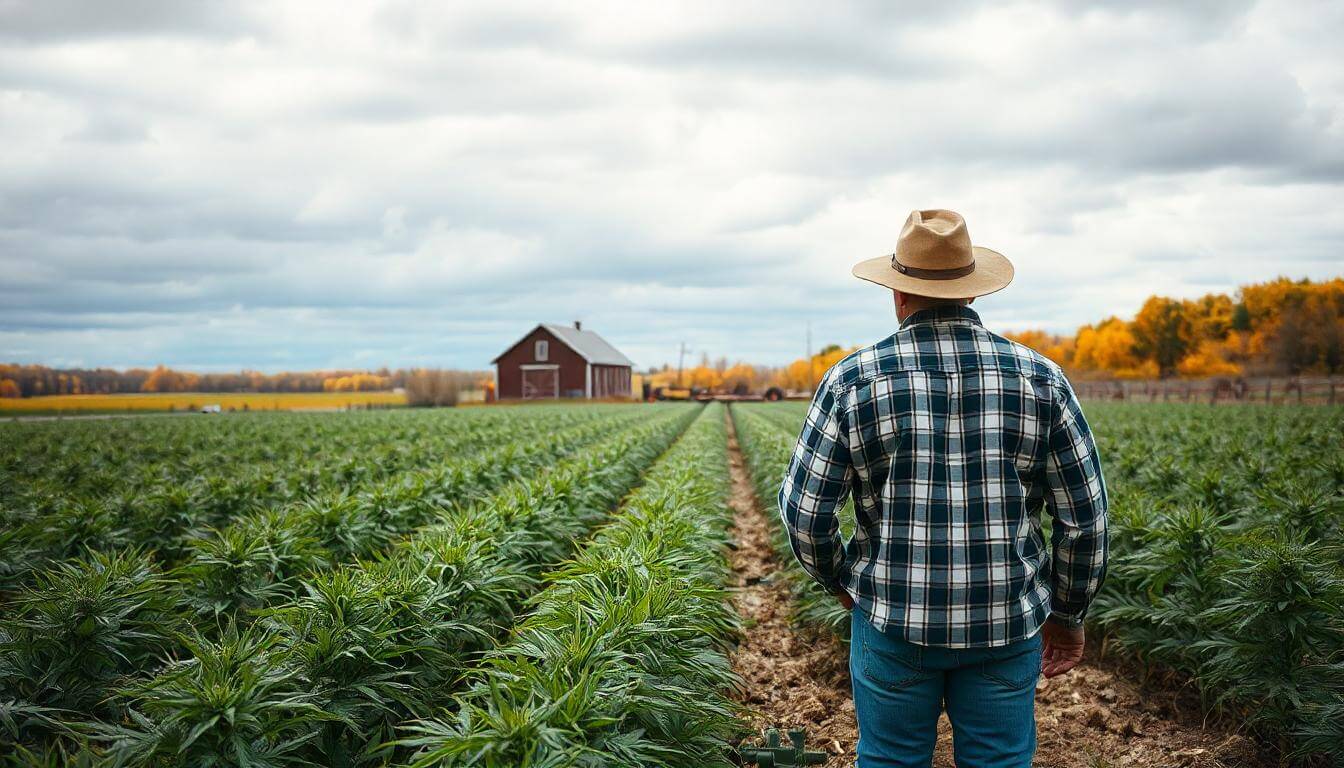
[890,254,976,280]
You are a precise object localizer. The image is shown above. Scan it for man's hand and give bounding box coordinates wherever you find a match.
[1040,618,1085,678]
[834,588,854,611]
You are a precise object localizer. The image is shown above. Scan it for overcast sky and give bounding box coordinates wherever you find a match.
[2,0,1341,372]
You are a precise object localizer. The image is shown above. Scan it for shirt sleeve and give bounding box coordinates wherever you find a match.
[1043,373,1109,622]
[778,373,853,592]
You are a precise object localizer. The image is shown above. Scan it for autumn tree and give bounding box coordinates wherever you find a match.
[1072,318,1157,379]
[685,365,723,390]
[1176,340,1242,377]
[1004,277,1342,379]
[720,363,764,394]
[1271,289,1344,374]
[1002,330,1074,367]
[0,379,20,398]
[140,365,200,393]
[1131,297,1193,378]
[1185,293,1237,340]
[773,345,855,390]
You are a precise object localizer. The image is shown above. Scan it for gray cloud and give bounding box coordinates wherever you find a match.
[0,0,260,42]
[1,0,1342,372]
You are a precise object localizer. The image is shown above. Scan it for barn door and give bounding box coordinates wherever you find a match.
[522,367,558,399]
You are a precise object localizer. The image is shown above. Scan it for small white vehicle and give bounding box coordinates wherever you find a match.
[201,404,222,414]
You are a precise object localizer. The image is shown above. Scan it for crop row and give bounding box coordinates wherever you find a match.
[1086,403,1343,763]
[0,405,700,765]
[731,401,1344,765]
[0,406,654,592]
[399,402,741,768]
[1,405,620,504]
[165,405,672,633]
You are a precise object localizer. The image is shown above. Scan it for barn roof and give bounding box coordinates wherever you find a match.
[492,323,636,367]
[541,324,635,367]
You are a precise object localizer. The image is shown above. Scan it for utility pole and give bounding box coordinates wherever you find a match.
[677,342,687,388]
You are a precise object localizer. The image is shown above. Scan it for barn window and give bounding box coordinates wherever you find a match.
[535,340,548,361]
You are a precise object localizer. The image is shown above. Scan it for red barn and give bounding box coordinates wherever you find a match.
[492,322,634,400]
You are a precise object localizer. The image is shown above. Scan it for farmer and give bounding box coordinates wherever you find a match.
[779,209,1108,768]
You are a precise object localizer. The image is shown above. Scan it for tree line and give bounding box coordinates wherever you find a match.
[1005,277,1343,379]
[642,276,1342,393]
[0,364,486,400]
[639,345,853,394]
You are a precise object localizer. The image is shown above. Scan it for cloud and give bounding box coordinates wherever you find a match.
[0,0,260,42]
[1,0,1342,372]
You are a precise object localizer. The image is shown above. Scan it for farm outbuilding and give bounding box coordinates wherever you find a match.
[492,322,635,400]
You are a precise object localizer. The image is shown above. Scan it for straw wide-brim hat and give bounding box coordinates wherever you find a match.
[852,209,1014,299]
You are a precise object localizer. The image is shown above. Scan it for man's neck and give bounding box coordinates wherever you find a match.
[897,298,971,324]
[900,304,982,328]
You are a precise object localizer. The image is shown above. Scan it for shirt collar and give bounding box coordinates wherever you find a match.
[900,305,983,328]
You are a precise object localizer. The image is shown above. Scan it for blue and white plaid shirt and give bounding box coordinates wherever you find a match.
[779,305,1108,648]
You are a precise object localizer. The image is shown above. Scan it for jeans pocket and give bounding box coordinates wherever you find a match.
[861,625,926,691]
[980,635,1042,691]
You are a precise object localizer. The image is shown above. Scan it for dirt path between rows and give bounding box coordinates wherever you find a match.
[726,412,859,767]
[722,412,1266,768]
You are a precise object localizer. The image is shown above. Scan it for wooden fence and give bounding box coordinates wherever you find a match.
[1075,377,1343,405]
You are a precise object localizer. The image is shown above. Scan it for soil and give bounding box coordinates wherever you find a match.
[726,412,858,767]
[722,411,1269,768]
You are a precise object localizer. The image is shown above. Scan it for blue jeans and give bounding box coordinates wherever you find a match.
[849,611,1041,768]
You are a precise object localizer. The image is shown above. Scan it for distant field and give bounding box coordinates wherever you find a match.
[0,390,407,414]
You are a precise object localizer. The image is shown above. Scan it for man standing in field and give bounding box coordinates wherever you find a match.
[779,209,1108,768]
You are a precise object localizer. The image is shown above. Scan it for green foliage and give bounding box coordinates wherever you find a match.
[1088,404,1344,764]
[267,568,416,766]
[291,492,396,563]
[735,400,1344,765]
[94,626,334,768]
[0,549,181,720]
[1194,537,1344,749]
[401,404,741,768]
[0,403,699,761]
[31,499,131,563]
[174,511,327,627]
[0,405,650,572]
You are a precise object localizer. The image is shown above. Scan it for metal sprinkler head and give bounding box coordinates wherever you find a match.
[738,727,828,766]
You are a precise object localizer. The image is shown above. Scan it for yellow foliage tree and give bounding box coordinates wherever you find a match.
[1131,297,1194,378]
[772,345,857,390]
[140,365,200,393]
[1072,318,1158,379]
[685,365,724,390]
[720,363,763,393]
[1177,340,1243,377]
[1004,277,1341,380]
[1002,330,1075,367]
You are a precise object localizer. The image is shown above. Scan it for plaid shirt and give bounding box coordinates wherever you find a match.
[779,305,1107,647]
